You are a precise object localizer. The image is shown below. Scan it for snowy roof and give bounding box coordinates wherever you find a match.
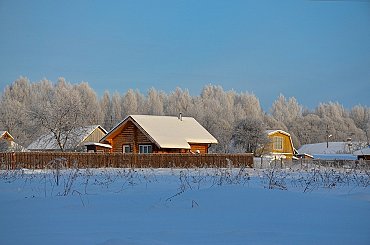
[298,142,366,155]
[28,125,107,151]
[353,146,370,156]
[313,154,357,160]
[0,131,14,140]
[266,130,291,137]
[84,142,112,149]
[101,115,218,149]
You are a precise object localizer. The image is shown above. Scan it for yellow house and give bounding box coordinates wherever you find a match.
[263,130,296,160]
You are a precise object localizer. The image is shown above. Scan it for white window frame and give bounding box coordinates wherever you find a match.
[123,144,131,153]
[273,136,283,150]
[139,145,152,154]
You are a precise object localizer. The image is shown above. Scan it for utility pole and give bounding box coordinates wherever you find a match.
[326,124,332,148]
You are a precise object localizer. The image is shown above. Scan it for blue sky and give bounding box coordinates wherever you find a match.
[0,0,369,110]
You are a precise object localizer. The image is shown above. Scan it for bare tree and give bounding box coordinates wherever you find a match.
[27,79,86,151]
[232,117,268,155]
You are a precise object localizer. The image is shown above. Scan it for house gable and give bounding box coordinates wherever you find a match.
[82,126,107,145]
[0,131,14,141]
[103,119,154,153]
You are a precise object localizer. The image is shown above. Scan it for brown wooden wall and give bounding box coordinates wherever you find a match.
[190,143,208,154]
[0,152,254,169]
[109,121,152,153]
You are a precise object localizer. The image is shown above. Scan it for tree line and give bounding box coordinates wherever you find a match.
[0,77,369,152]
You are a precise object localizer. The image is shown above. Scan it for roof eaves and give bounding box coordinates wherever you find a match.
[100,116,131,142]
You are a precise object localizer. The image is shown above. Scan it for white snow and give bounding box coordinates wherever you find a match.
[0,168,369,245]
[298,142,366,155]
[354,146,370,156]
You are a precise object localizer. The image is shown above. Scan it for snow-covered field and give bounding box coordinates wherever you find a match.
[1,167,369,245]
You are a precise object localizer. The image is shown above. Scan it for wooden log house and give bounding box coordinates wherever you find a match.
[99,114,218,154]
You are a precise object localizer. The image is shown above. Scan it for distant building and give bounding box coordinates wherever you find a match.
[0,131,27,152]
[259,130,297,160]
[0,131,14,142]
[353,146,370,160]
[99,115,218,154]
[28,125,107,152]
[298,141,365,160]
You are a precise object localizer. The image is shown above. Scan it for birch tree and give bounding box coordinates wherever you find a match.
[350,105,370,144]
[0,77,32,145]
[122,89,139,116]
[27,79,86,151]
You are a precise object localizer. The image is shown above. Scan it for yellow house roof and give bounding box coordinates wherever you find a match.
[266,129,291,137]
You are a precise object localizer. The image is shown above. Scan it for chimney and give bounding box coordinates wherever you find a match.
[178,112,182,121]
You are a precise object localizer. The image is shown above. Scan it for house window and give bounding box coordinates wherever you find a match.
[123,145,131,153]
[273,137,283,150]
[139,145,152,154]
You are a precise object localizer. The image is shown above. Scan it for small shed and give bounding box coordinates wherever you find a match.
[353,146,370,160]
[261,130,297,160]
[28,125,107,152]
[100,114,218,154]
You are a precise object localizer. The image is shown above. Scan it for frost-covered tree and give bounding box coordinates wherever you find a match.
[122,89,139,116]
[234,92,263,121]
[76,82,103,125]
[146,88,164,115]
[196,85,237,152]
[164,87,193,116]
[0,77,32,145]
[27,79,86,151]
[271,94,302,125]
[111,92,123,126]
[100,91,114,130]
[350,105,370,144]
[315,102,365,142]
[1,78,369,152]
[232,117,268,154]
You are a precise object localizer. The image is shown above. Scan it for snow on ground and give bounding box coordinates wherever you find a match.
[0,167,369,245]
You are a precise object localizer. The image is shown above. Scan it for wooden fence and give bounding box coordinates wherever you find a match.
[253,157,370,170]
[0,152,254,170]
